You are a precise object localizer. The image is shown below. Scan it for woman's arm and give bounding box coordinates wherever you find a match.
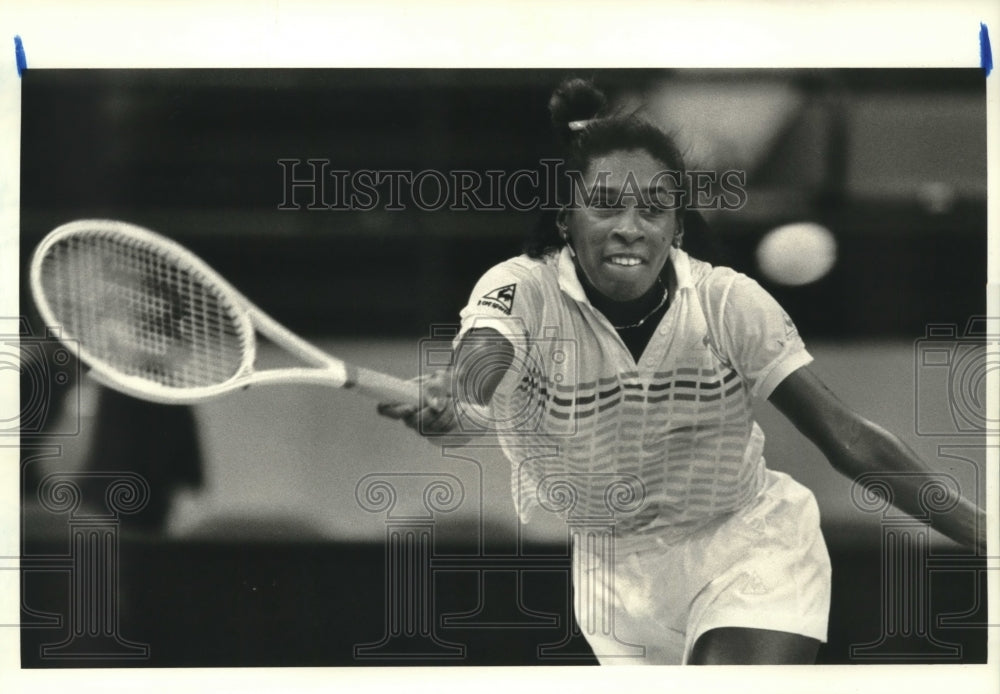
[377,327,515,437]
[450,328,516,407]
[769,366,986,553]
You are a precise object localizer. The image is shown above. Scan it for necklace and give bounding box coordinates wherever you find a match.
[613,280,669,330]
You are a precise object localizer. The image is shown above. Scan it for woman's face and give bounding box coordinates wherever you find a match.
[563,149,679,302]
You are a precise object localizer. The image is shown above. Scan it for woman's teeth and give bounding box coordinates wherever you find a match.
[608,256,642,266]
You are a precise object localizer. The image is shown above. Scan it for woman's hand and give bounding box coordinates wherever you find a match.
[377,328,514,446]
[376,369,472,443]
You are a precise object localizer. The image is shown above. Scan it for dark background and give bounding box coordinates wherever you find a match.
[19,68,987,338]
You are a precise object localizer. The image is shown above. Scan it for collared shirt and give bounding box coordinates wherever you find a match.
[456,247,812,543]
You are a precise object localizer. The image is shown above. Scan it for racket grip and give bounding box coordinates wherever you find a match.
[349,366,422,407]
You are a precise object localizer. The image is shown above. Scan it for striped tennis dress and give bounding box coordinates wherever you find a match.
[456,246,814,546]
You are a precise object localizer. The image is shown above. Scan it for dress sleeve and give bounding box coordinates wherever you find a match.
[452,259,549,397]
[455,258,541,350]
[714,273,813,400]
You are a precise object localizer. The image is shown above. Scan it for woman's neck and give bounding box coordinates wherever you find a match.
[576,264,672,329]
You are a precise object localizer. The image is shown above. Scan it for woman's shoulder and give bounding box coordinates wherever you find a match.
[687,253,743,295]
[462,253,561,326]
[477,252,560,286]
[686,253,770,322]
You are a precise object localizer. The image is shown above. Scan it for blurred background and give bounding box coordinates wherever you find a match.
[17,69,988,666]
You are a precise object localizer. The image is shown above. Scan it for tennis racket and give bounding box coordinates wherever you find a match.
[30,219,421,407]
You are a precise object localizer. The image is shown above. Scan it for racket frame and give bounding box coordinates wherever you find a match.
[30,219,420,407]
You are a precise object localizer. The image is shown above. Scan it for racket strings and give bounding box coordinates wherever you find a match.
[38,231,250,389]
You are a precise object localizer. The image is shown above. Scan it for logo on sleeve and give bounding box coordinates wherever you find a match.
[782,311,800,339]
[477,284,517,315]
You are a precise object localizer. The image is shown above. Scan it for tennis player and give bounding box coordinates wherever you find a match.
[379,78,986,665]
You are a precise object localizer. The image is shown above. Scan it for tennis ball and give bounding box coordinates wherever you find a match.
[756,222,837,286]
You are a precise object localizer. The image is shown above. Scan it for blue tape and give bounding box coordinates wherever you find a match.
[14,35,26,77]
[981,23,993,77]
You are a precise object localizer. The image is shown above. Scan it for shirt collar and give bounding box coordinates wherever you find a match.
[556,246,588,302]
[556,245,693,304]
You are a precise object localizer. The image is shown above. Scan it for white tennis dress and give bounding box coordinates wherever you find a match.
[455,246,831,664]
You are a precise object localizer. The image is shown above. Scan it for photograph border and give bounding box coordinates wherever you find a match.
[1,2,997,693]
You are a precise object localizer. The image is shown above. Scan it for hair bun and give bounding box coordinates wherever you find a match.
[549,78,607,141]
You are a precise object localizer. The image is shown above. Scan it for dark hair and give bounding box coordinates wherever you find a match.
[525,78,690,259]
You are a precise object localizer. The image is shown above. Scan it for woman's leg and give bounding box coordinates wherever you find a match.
[688,627,819,665]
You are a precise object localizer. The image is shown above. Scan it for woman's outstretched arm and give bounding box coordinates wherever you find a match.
[769,366,986,552]
[376,327,514,438]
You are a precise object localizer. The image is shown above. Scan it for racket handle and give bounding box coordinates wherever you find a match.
[349,366,422,407]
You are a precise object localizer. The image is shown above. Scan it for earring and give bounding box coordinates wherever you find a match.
[557,222,576,257]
